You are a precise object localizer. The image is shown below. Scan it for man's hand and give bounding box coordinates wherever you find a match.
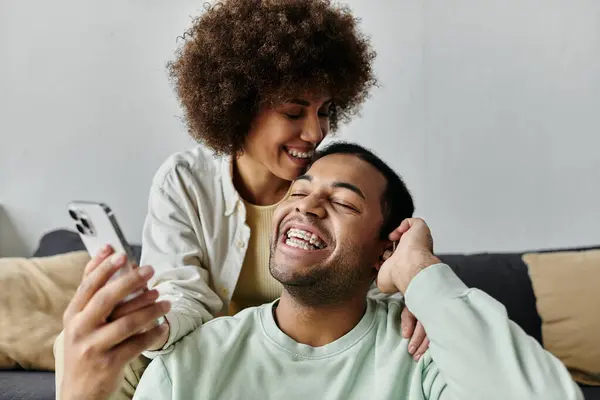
[61,246,170,400]
[377,218,441,294]
[81,247,171,352]
[110,296,170,351]
[147,319,170,350]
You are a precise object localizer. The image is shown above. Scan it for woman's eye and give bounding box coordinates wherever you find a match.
[286,113,303,119]
[291,193,307,197]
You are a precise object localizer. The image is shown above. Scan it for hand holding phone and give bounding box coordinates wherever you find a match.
[68,201,167,330]
[60,246,170,400]
[68,201,142,300]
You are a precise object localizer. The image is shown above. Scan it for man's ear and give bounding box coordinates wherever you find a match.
[373,240,394,272]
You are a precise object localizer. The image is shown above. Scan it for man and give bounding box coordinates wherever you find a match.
[62,143,583,400]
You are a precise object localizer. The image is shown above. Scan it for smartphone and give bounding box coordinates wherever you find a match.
[67,201,142,300]
[68,201,166,328]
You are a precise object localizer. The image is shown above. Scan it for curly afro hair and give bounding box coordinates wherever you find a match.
[168,0,377,156]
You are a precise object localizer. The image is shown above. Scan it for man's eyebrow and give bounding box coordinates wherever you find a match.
[332,182,365,199]
[295,174,312,182]
[294,175,365,199]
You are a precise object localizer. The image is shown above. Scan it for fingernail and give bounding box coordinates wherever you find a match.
[160,301,171,313]
[402,328,409,338]
[414,353,421,361]
[110,253,126,266]
[408,345,416,354]
[102,244,112,253]
[138,265,154,279]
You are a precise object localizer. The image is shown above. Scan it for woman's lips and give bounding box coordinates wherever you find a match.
[283,146,313,166]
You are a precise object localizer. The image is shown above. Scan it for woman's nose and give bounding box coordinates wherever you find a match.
[300,114,324,144]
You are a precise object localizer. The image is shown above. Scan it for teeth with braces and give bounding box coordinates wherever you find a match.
[286,228,325,249]
[287,148,314,159]
[285,237,317,250]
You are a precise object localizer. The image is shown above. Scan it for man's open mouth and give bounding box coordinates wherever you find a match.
[284,227,327,251]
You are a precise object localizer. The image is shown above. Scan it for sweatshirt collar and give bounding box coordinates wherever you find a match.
[260,299,377,359]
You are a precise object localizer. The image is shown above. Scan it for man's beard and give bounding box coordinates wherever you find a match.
[269,242,375,307]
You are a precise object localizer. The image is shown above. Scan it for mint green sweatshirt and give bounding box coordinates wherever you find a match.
[134,264,583,400]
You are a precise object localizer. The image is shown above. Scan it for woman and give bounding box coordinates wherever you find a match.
[56,1,429,399]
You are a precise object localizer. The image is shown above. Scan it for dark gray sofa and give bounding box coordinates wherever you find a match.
[1,229,598,399]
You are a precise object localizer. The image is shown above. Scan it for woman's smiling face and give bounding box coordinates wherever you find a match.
[242,94,332,181]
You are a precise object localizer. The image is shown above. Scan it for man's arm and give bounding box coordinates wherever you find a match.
[377,218,583,400]
[406,263,583,400]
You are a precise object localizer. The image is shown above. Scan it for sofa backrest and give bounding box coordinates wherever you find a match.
[440,244,600,345]
[33,229,143,264]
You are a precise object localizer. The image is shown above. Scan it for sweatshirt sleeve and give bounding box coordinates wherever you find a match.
[405,263,583,400]
[141,164,224,358]
[133,357,173,400]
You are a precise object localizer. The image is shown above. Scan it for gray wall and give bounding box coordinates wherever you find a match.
[1,0,599,257]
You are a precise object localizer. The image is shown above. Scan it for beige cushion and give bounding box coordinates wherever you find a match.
[524,250,600,386]
[0,251,89,370]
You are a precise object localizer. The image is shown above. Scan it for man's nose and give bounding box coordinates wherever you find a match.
[295,194,326,218]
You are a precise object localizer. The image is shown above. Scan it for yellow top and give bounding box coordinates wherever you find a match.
[229,199,284,315]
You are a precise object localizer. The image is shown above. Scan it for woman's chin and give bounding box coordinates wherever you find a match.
[273,165,307,181]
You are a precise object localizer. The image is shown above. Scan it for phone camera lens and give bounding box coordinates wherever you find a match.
[68,210,78,220]
[75,223,86,235]
[81,218,90,229]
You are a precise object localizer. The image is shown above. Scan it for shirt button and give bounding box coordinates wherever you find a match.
[237,240,245,248]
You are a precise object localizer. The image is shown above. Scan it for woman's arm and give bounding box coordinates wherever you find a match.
[141,163,225,356]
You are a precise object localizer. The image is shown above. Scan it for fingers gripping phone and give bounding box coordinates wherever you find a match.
[68,201,143,301]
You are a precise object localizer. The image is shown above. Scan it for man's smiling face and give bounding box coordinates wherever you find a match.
[270,153,389,304]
